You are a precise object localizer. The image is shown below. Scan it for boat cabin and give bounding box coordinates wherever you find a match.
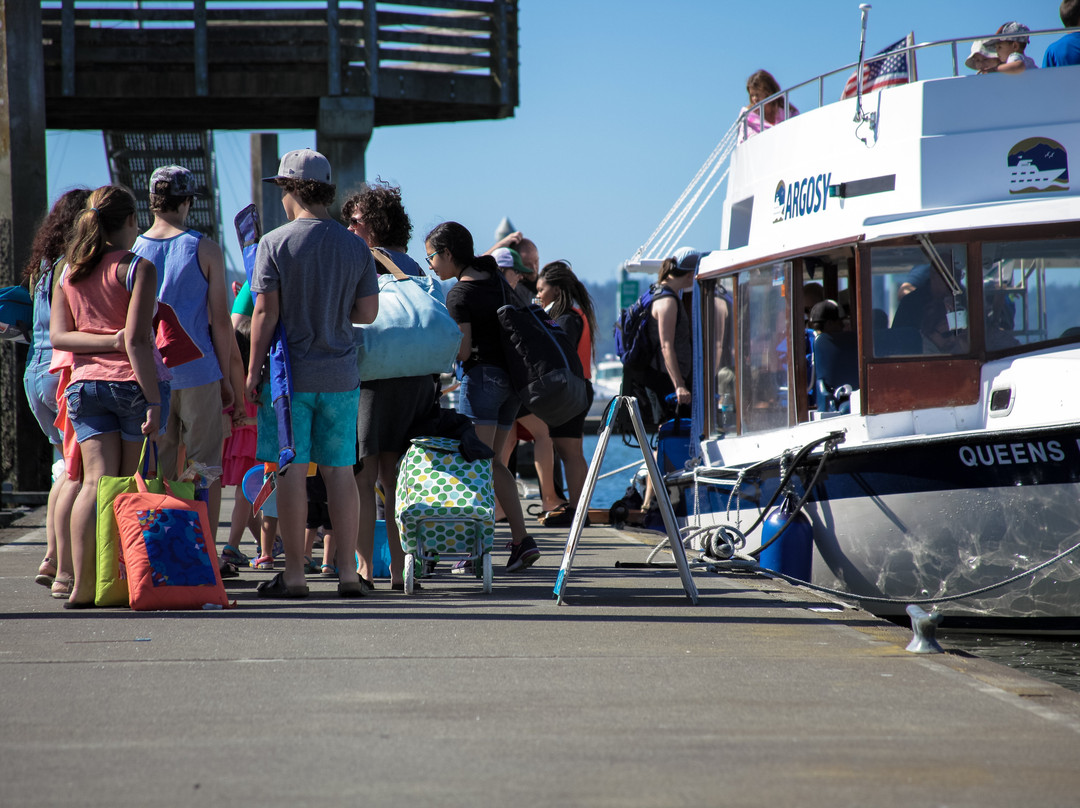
[694,51,1080,443]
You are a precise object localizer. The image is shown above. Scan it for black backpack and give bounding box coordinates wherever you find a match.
[614,285,675,372]
[497,276,587,427]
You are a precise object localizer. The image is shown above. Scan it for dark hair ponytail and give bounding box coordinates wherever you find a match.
[24,187,93,286]
[538,260,597,361]
[425,220,498,275]
[65,185,136,283]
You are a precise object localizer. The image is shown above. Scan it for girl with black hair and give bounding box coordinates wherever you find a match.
[425,221,539,573]
[534,260,596,527]
[22,187,92,598]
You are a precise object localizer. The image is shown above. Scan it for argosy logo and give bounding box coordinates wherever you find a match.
[772,172,832,223]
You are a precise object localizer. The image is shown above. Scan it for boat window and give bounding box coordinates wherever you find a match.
[869,243,968,358]
[983,238,1080,351]
[702,277,736,437]
[736,262,791,433]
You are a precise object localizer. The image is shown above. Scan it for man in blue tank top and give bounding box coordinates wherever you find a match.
[133,165,234,540]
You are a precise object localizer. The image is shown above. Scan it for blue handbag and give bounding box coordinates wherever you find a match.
[355,250,462,381]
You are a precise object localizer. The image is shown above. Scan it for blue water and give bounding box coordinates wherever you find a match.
[582,433,647,509]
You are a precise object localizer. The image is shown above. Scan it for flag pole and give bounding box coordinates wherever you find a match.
[854,4,872,123]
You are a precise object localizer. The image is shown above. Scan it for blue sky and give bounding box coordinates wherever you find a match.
[45,1,1066,285]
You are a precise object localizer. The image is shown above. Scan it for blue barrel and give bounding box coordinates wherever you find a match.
[758,498,813,580]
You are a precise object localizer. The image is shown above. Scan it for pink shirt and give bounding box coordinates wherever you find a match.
[60,250,168,383]
[739,103,798,142]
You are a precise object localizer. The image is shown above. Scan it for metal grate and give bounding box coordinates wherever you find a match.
[103,131,221,244]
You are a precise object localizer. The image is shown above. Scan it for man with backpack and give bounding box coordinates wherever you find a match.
[615,252,697,429]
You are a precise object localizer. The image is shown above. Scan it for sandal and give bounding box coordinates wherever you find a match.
[303,556,320,575]
[221,545,249,566]
[250,555,274,570]
[51,575,73,599]
[36,557,57,587]
[256,572,309,599]
[320,564,338,577]
[337,580,366,598]
[539,503,572,527]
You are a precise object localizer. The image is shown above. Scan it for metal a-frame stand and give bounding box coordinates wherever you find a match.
[553,396,699,605]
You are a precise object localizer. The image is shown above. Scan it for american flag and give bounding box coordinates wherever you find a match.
[841,35,913,99]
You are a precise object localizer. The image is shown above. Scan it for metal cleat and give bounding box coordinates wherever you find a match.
[905,604,944,654]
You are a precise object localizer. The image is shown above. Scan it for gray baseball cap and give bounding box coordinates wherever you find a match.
[988,22,1030,46]
[149,165,203,197]
[262,148,332,184]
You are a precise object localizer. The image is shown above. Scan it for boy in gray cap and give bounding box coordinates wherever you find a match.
[983,22,1038,73]
[134,165,233,540]
[246,148,379,598]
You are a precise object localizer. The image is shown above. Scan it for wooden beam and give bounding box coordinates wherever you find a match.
[327,0,341,96]
[194,0,208,96]
[1,0,50,491]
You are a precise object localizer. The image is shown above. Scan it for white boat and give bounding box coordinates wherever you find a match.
[626,24,1080,633]
[590,356,624,414]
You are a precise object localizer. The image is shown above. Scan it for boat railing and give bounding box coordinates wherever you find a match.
[741,26,1079,140]
[625,25,1078,271]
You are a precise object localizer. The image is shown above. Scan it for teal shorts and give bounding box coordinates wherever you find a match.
[291,387,360,467]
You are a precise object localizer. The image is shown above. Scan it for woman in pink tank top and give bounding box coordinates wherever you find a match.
[50,185,169,608]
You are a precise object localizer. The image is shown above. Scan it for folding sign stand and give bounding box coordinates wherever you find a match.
[553,396,699,605]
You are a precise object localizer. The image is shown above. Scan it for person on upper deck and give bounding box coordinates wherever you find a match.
[965,40,1000,73]
[1043,1,1080,67]
[738,70,798,142]
[981,22,1038,73]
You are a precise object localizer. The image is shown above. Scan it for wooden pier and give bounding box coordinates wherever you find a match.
[1,1,519,491]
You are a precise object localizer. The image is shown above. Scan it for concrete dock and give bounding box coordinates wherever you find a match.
[2,502,1080,807]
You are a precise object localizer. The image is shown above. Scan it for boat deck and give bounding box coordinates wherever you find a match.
[2,493,1079,805]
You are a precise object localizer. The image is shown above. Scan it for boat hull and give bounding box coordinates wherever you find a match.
[680,423,1080,632]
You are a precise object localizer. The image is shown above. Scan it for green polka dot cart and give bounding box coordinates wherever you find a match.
[395,436,495,593]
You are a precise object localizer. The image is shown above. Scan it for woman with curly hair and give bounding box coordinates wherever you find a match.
[341,180,438,590]
[22,187,92,598]
[534,260,597,526]
[51,185,171,607]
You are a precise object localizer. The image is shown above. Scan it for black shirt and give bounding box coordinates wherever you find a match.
[445,270,510,372]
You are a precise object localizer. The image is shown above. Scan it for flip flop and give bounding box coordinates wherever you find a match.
[256,572,309,599]
[337,580,366,598]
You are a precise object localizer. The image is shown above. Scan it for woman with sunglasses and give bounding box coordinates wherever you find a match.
[424,221,539,573]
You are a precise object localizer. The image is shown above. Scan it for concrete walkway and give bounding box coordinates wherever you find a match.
[2,504,1080,807]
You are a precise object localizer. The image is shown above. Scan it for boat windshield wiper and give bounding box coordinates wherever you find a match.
[916,234,964,297]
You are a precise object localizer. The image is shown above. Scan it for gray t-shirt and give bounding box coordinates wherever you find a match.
[251,217,377,392]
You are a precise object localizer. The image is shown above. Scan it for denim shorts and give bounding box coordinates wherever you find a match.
[66,379,171,443]
[23,364,62,445]
[458,364,520,428]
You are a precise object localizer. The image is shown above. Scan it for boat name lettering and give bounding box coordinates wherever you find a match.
[772,173,832,224]
[957,440,1065,468]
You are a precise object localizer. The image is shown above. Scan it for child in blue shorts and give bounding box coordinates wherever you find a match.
[246,149,379,598]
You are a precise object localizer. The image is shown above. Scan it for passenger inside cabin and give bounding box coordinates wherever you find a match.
[981,22,1038,73]
[892,267,969,355]
[965,40,1000,73]
[808,300,858,414]
[739,70,798,141]
[1043,0,1080,67]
